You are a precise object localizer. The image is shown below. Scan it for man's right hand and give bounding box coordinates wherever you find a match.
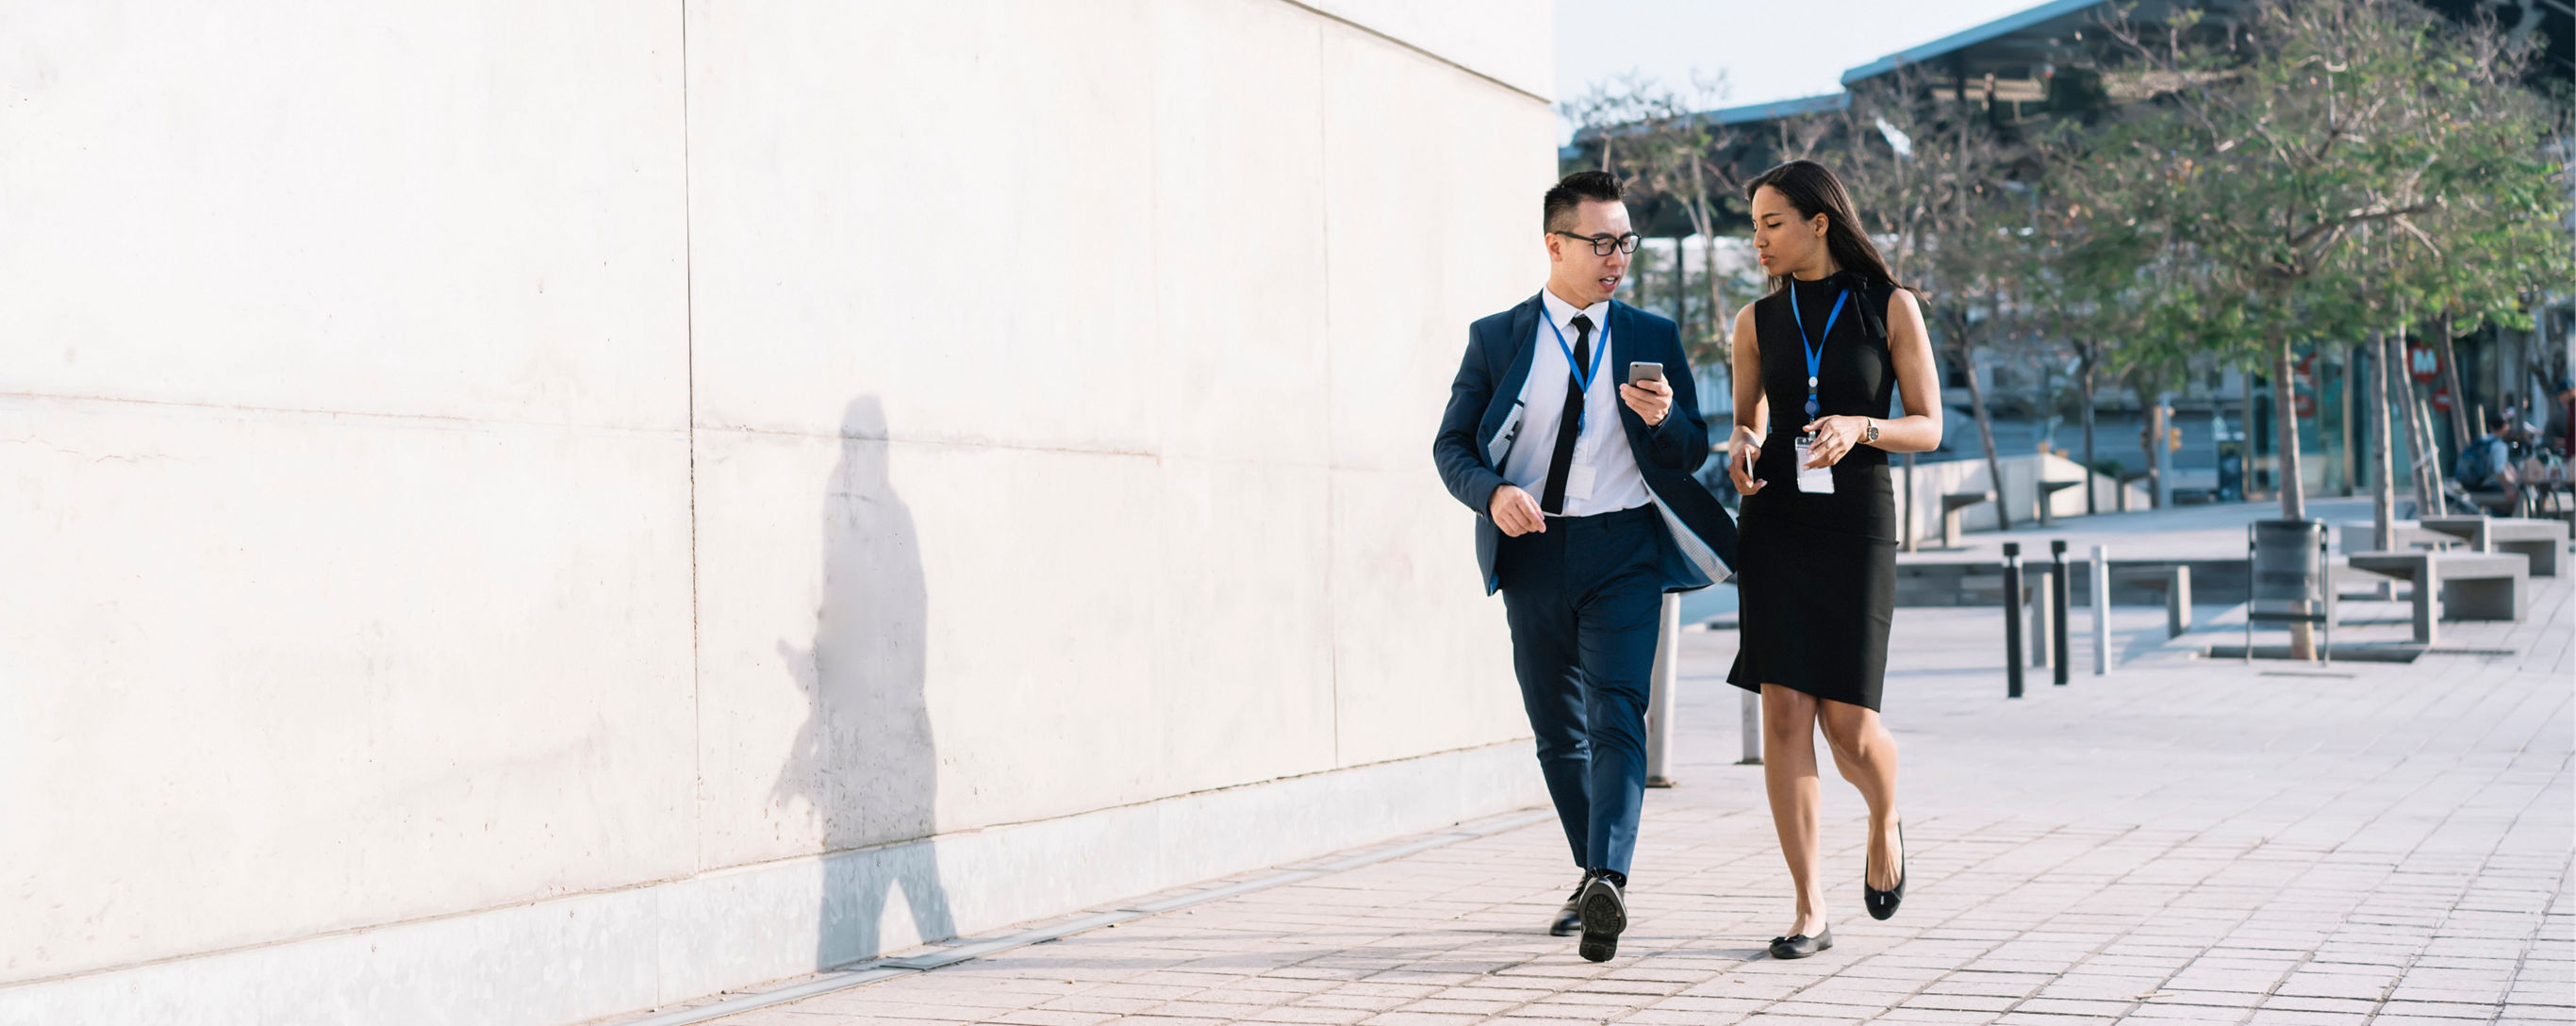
[1489,484,1545,537]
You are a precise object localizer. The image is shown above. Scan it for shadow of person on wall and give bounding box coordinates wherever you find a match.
[771,396,956,969]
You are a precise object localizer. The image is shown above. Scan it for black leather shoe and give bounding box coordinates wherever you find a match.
[1864,820,1906,921]
[1577,874,1627,962]
[1549,874,1589,936]
[1768,926,1833,959]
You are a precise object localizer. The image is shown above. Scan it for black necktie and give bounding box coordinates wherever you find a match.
[1539,313,1593,515]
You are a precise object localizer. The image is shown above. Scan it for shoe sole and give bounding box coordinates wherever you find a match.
[1577,882,1626,962]
[1769,932,1834,960]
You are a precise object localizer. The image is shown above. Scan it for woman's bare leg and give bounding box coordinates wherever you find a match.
[1819,698,1902,889]
[1760,684,1827,935]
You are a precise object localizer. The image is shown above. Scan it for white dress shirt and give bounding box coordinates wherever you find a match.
[1499,289,1654,517]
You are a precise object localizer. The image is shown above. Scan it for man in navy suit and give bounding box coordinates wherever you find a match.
[1432,171,1738,963]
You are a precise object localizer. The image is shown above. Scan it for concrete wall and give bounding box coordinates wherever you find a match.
[0,2,1555,1022]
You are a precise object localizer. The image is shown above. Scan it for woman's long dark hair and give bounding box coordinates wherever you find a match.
[1745,159,1907,294]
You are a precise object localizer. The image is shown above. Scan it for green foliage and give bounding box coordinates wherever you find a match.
[2073,0,2569,366]
[1556,0,2569,495]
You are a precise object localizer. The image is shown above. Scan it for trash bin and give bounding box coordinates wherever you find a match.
[2245,519,2332,662]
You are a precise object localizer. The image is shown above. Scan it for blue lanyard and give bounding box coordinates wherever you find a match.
[1543,306,1610,431]
[1789,284,1847,420]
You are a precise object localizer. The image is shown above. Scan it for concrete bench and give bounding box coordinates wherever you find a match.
[2115,470,2151,512]
[2035,478,2082,527]
[2338,520,2458,555]
[2342,551,2529,645]
[2418,516,2567,577]
[1939,490,1994,549]
[2459,489,2522,518]
[2112,565,2192,638]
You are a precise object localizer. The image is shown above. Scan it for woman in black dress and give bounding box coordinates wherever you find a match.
[1725,160,1943,960]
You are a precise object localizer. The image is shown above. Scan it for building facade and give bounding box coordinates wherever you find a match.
[0,3,1559,1023]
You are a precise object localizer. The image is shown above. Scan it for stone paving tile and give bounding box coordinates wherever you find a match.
[669,561,2572,1026]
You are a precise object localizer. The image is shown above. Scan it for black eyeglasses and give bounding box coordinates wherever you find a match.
[1554,231,1641,256]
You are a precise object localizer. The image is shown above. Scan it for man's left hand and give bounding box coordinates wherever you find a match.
[1620,378,1672,427]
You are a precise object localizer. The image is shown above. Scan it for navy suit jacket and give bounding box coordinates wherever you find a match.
[1432,293,1740,595]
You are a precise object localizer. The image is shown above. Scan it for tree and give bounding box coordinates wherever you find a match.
[1561,73,1759,371]
[2088,0,2572,656]
[2018,152,2145,509]
[1816,75,2028,528]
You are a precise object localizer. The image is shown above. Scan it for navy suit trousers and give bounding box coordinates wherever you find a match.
[1495,505,1661,876]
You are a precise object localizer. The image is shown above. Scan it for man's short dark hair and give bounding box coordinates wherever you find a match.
[1544,171,1624,233]
[2487,411,2515,432]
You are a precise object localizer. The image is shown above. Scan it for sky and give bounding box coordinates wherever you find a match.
[1554,0,2046,141]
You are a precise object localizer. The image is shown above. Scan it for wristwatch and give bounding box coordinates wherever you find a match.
[1862,419,1880,444]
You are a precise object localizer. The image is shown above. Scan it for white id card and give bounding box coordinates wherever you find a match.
[1563,463,1597,502]
[1792,437,1836,494]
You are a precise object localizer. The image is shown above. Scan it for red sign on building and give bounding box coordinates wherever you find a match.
[2408,343,2440,383]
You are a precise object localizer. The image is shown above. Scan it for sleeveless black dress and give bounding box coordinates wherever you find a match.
[1726,273,1899,711]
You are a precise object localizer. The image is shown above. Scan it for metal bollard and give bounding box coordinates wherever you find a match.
[2165,565,2191,640]
[1645,593,1678,787]
[2029,569,2053,670]
[2003,542,2024,699]
[2091,545,2112,675]
[2051,539,2071,686]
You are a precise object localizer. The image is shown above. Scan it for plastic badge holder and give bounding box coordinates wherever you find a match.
[1793,437,1835,494]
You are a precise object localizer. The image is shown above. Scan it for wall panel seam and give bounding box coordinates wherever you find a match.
[1268,0,1550,105]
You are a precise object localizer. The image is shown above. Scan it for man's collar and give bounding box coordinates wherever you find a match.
[1539,288,1610,327]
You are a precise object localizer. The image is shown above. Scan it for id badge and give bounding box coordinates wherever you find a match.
[1792,437,1836,494]
[1563,463,1597,502]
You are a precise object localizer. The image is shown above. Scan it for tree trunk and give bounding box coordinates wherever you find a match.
[2393,323,2443,516]
[2369,331,2395,550]
[2435,312,2472,451]
[2142,390,2165,509]
[2272,336,2305,521]
[1955,336,2011,531]
[2270,331,2317,659]
[1701,231,1727,346]
[2413,390,2448,517]
[1671,235,1688,340]
[2239,371,2259,500]
[2080,347,2098,516]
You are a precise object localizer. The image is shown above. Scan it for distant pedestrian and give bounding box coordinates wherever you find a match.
[1432,171,1740,963]
[2541,378,2573,460]
[2455,411,2521,514]
[1726,160,1944,960]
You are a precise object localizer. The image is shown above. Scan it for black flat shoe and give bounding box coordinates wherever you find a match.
[1577,874,1627,962]
[1549,875,1588,936]
[1768,926,1833,959]
[1864,820,1906,921]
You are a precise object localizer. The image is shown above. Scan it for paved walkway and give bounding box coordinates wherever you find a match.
[648,566,2573,1026]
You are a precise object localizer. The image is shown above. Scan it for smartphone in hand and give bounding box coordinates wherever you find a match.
[1627,361,1664,385]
